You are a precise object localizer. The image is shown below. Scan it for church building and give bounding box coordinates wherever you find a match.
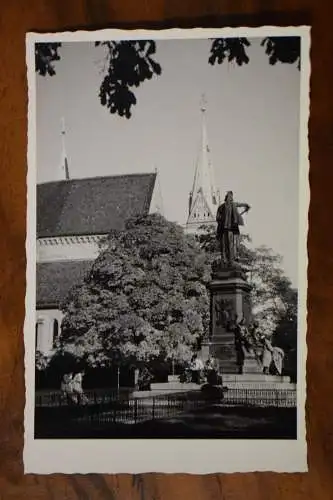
[36,153,163,354]
[36,99,218,355]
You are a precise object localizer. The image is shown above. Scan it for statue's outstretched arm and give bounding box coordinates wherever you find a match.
[235,202,251,210]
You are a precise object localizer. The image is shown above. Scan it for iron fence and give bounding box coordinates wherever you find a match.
[35,387,133,407]
[77,392,212,426]
[222,388,296,408]
[35,386,296,428]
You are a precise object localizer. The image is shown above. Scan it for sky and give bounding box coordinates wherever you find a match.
[36,37,301,286]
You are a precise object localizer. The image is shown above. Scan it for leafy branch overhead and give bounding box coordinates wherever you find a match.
[261,37,301,69]
[208,36,300,70]
[209,38,251,66]
[35,42,62,76]
[96,40,162,118]
[34,36,301,118]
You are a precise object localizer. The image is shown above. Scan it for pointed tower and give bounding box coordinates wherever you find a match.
[185,96,220,233]
[60,117,70,181]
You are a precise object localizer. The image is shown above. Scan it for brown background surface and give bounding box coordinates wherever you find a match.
[0,0,331,498]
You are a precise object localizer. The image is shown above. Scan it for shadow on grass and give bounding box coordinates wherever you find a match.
[35,405,297,440]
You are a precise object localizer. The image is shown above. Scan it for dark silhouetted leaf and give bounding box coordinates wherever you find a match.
[261,37,301,69]
[35,42,62,76]
[97,40,162,118]
[209,38,251,67]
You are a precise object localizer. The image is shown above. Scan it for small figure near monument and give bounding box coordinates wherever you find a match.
[260,335,285,375]
[189,354,205,384]
[60,372,73,403]
[138,366,153,391]
[204,355,220,385]
[216,191,250,265]
[72,371,89,404]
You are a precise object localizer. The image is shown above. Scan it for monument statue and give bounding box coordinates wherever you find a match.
[259,334,285,375]
[216,191,251,265]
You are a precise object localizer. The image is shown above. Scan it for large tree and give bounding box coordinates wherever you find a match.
[35,36,300,118]
[57,214,210,370]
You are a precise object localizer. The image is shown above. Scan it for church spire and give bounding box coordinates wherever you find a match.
[186,96,220,232]
[60,117,70,180]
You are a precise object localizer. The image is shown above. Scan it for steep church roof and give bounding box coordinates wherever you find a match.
[37,172,157,238]
[37,260,93,309]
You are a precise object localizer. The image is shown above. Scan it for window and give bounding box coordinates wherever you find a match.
[53,319,59,347]
[35,323,38,349]
[35,320,44,351]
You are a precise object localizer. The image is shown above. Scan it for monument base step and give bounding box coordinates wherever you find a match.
[150,382,200,392]
[222,374,291,383]
[224,382,296,390]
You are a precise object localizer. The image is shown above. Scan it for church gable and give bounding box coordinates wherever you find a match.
[187,189,214,224]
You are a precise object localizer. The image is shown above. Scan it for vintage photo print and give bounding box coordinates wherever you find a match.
[24,26,310,473]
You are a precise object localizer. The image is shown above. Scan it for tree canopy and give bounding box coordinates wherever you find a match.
[57,214,210,369]
[35,36,300,118]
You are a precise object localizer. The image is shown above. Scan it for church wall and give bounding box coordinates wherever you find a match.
[36,309,64,354]
[37,235,104,263]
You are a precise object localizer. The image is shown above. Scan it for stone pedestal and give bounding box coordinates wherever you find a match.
[207,264,261,374]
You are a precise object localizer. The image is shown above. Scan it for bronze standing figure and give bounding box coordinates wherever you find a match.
[216,191,250,265]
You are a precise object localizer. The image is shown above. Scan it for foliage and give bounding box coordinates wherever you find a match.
[209,38,251,66]
[35,42,62,76]
[35,36,300,118]
[96,40,162,118]
[272,287,298,351]
[209,36,300,70]
[247,246,298,338]
[197,223,253,264]
[35,350,81,389]
[261,37,301,69]
[58,214,210,369]
[35,350,52,371]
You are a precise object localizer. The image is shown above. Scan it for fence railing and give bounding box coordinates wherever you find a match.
[222,388,296,408]
[78,391,215,426]
[35,386,296,426]
[35,387,132,408]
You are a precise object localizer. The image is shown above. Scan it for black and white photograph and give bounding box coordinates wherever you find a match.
[24,27,310,474]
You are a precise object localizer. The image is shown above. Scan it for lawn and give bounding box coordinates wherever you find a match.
[35,405,297,439]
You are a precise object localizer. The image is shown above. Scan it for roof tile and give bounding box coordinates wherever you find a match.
[37,173,156,238]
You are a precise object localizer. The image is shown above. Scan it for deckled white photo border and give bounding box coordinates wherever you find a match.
[24,26,310,474]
